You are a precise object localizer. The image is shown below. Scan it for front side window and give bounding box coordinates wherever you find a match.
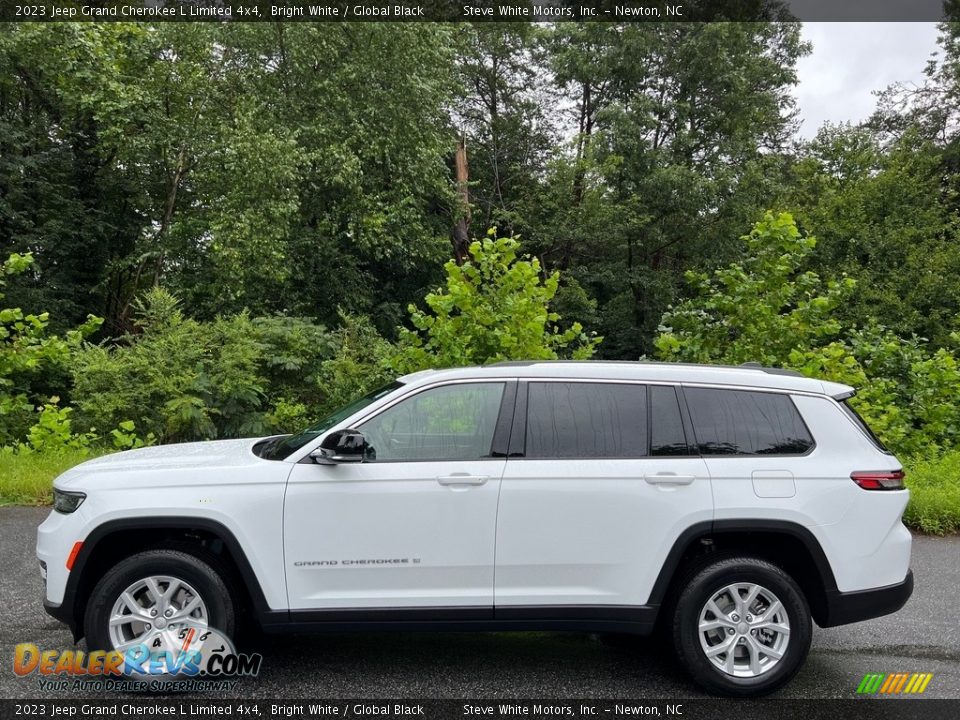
[525,382,648,458]
[259,381,403,460]
[359,382,505,462]
[685,387,814,456]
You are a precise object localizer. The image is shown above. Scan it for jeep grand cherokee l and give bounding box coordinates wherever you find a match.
[37,361,913,695]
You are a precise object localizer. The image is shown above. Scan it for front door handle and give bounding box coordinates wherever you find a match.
[644,473,696,486]
[437,474,488,487]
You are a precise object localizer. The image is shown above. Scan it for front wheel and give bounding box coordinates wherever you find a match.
[84,549,237,657]
[672,556,812,696]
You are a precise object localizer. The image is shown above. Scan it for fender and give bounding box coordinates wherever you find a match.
[46,516,282,640]
[646,519,839,607]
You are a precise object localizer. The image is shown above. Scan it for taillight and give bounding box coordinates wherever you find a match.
[851,469,906,491]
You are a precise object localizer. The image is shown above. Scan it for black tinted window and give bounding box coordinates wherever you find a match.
[651,385,689,456]
[685,388,813,455]
[840,400,890,453]
[526,382,648,458]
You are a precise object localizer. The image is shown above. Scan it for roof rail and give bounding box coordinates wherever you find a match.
[739,362,803,378]
[489,359,805,378]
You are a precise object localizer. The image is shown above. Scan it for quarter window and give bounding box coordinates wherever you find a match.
[684,388,814,456]
[650,385,690,456]
[525,382,648,458]
[359,383,505,462]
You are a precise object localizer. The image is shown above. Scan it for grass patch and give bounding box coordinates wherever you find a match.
[0,449,106,506]
[903,452,960,535]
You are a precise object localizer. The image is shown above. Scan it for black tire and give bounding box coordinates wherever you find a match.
[84,549,237,653]
[672,556,812,697]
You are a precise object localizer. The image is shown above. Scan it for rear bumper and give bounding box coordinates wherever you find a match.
[819,569,913,627]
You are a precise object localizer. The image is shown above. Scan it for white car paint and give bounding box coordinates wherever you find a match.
[494,455,712,606]
[38,438,291,609]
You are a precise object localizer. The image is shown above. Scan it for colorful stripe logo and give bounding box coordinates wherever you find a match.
[857,672,934,695]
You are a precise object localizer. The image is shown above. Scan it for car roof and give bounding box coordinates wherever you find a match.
[397,361,853,398]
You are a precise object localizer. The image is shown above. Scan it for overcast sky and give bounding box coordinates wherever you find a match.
[793,23,942,139]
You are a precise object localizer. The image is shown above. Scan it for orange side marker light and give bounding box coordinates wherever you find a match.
[66,542,83,571]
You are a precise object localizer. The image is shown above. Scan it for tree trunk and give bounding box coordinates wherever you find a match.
[452,133,471,264]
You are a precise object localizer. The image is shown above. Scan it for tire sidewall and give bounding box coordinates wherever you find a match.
[674,558,812,696]
[84,550,236,653]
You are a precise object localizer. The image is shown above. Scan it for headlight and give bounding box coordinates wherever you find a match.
[53,489,86,514]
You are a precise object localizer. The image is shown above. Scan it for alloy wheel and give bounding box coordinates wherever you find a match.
[697,582,791,678]
[107,575,209,653]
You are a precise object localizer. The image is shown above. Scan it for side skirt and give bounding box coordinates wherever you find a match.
[259,605,659,636]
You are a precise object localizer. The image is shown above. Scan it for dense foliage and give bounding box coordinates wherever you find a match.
[72,289,334,443]
[656,213,960,458]
[0,252,100,446]
[396,232,601,372]
[1,20,959,475]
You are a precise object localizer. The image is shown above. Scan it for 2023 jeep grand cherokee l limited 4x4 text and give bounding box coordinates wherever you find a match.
[37,361,913,696]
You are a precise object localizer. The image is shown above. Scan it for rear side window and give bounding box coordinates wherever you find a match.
[526,382,648,458]
[840,400,890,453]
[685,388,814,456]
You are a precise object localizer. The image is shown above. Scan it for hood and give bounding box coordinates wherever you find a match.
[54,437,271,489]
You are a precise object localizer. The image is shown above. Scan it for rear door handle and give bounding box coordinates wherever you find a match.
[437,475,488,487]
[644,473,696,486]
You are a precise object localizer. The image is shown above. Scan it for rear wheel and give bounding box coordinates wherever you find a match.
[672,556,812,696]
[84,549,237,655]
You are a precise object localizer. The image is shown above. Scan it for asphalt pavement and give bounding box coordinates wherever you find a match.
[1,506,958,701]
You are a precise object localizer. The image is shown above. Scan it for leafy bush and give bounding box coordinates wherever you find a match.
[656,212,960,457]
[903,452,960,535]
[313,312,396,419]
[109,420,155,451]
[789,327,960,457]
[72,288,333,443]
[396,231,601,372]
[0,253,101,445]
[23,402,96,454]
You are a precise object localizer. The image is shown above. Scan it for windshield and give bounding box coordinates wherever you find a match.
[259,381,403,460]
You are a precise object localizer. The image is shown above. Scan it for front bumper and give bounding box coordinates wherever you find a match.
[43,598,82,642]
[820,569,913,627]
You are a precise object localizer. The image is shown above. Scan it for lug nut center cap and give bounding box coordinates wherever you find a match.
[155,617,167,629]
[737,622,748,635]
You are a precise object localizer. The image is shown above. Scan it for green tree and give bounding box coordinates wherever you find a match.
[655,213,960,458]
[396,230,601,372]
[534,23,809,358]
[655,212,854,365]
[786,124,960,346]
[453,23,556,236]
[1,24,457,336]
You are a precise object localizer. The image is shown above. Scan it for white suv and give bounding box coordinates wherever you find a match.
[37,361,913,695]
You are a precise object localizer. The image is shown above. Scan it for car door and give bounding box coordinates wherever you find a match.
[284,380,514,614]
[681,386,817,521]
[494,381,712,612]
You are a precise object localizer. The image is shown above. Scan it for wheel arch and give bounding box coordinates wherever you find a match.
[649,520,838,627]
[61,516,275,641]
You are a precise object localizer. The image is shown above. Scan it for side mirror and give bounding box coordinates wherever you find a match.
[310,429,367,465]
